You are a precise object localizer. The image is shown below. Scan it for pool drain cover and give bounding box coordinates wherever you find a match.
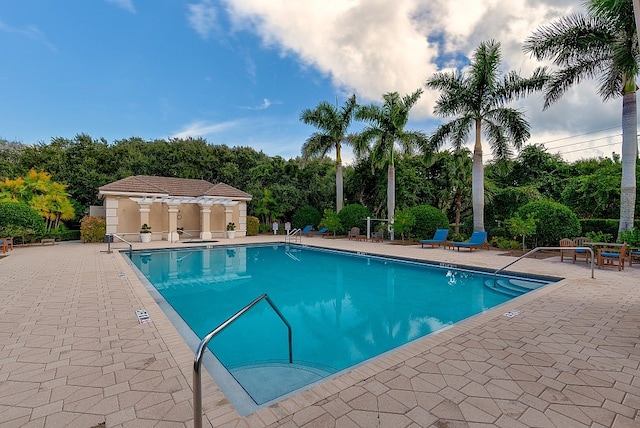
[136,309,152,324]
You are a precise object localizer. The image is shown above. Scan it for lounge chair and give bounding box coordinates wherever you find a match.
[307,227,329,237]
[452,231,487,251]
[559,238,576,263]
[300,225,313,236]
[598,243,627,270]
[420,229,449,248]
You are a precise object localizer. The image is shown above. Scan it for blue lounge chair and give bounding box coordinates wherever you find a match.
[453,231,488,251]
[307,227,329,237]
[420,229,449,248]
[300,225,313,236]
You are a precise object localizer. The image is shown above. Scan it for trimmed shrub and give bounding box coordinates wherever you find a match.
[409,205,449,240]
[518,200,581,247]
[579,219,619,237]
[291,205,322,229]
[0,201,46,243]
[246,216,259,236]
[337,204,371,234]
[319,209,342,235]
[486,186,542,225]
[80,216,106,243]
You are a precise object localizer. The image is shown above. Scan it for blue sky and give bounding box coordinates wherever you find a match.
[0,0,628,163]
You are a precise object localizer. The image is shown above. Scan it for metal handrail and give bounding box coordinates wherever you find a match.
[193,293,292,428]
[107,233,132,254]
[493,246,594,286]
[285,228,301,243]
[177,228,195,239]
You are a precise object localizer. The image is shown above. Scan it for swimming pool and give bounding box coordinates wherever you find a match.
[126,243,556,413]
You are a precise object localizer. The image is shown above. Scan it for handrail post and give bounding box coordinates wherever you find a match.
[193,293,292,428]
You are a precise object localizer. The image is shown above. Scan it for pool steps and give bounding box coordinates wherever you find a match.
[230,362,333,405]
[485,278,546,297]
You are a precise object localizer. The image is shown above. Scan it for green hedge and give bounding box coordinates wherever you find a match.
[409,205,449,240]
[337,204,371,234]
[0,201,46,243]
[291,205,322,229]
[578,219,639,237]
[518,200,581,247]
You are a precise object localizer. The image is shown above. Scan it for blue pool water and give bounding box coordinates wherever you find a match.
[126,244,555,410]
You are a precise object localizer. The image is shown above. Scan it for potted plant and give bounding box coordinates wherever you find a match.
[226,222,236,239]
[140,223,152,243]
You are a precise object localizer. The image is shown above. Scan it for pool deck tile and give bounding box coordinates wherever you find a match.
[0,236,639,427]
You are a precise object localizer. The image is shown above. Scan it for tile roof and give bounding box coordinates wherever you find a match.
[98,175,252,199]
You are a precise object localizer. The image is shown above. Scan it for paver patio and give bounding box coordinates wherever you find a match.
[0,237,638,427]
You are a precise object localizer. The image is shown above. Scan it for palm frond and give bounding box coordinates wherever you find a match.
[429,117,472,150]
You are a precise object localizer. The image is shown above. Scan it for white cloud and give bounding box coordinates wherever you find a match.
[105,0,136,14]
[220,0,623,162]
[187,0,219,39]
[170,120,239,139]
[240,98,274,110]
[0,20,56,52]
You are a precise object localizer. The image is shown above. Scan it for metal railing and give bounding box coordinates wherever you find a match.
[106,233,132,254]
[193,293,292,428]
[177,228,196,239]
[285,228,302,243]
[493,246,595,286]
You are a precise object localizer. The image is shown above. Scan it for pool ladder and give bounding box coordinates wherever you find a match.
[193,293,293,428]
[285,228,302,243]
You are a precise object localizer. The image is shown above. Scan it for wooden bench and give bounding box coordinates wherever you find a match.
[41,238,56,246]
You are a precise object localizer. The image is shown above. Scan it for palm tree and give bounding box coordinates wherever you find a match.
[524,0,638,237]
[426,40,547,232]
[354,90,429,229]
[300,94,358,212]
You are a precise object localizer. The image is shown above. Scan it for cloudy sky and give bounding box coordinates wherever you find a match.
[0,0,628,163]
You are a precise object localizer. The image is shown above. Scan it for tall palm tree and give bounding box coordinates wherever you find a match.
[300,94,358,212]
[354,90,429,229]
[524,0,639,237]
[426,40,547,232]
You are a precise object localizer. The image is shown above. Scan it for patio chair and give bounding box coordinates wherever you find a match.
[300,225,313,236]
[371,230,384,243]
[0,237,12,253]
[597,243,627,270]
[572,237,590,263]
[347,227,366,241]
[628,247,640,267]
[559,238,576,263]
[452,231,487,251]
[420,229,449,248]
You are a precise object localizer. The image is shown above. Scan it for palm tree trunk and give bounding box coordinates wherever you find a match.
[472,120,485,232]
[387,163,395,238]
[618,89,638,237]
[336,162,344,212]
[455,191,462,234]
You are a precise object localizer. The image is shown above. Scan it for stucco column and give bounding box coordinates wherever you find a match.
[224,205,234,236]
[137,201,152,240]
[167,204,180,242]
[105,197,119,235]
[199,203,212,240]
